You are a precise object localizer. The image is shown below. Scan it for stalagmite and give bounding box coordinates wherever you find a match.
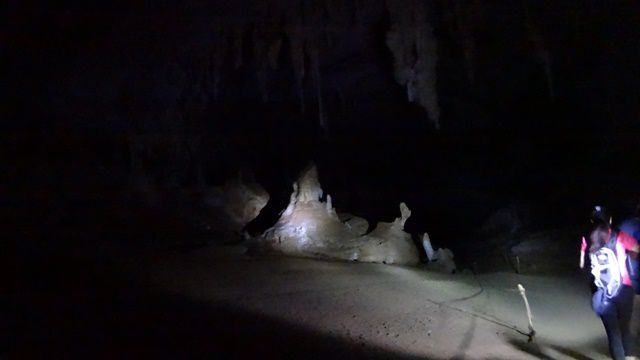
[259,164,355,255]
[256,165,420,266]
[353,202,419,265]
[422,232,435,261]
[325,194,333,212]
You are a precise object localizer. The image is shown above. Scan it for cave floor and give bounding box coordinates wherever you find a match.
[8,242,635,359]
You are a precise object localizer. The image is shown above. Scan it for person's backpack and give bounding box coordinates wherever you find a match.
[590,245,623,299]
[589,240,623,315]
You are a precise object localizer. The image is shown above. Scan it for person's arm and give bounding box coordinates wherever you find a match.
[579,236,587,269]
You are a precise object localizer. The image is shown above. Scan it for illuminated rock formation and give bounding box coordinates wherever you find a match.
[260,165,357,255]
[348,202,419,265]
[259,165,419,266]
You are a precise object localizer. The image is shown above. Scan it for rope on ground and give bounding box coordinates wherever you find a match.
[428,271,534,340]
[427,296,532,338]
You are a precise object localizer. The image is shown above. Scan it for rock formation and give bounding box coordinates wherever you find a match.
[385,0,440,128]
[257,164,419,266]
[202,175,270,240]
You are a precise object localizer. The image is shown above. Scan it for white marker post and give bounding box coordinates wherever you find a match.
[517,283,536,342]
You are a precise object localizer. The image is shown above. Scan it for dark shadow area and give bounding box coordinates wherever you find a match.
[506,337,599,360]
[547,344,600,360]
[450,316,476,360]
[505,338,555,360]
[3,246,432,359]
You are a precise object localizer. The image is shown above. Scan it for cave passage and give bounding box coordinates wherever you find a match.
[5,1,640,358]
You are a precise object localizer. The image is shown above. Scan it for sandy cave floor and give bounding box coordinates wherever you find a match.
[7,242,640,359]
[132,246,618,359]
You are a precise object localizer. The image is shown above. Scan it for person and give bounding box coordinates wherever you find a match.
[581,223,639,360]
[588,205,640,290]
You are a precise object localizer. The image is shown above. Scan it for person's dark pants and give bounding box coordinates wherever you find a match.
[600,285,635,360]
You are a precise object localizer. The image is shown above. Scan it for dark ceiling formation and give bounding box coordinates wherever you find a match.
[5,1,640,246]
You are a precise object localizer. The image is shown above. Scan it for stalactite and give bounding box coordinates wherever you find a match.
[324,0,338,47]
[211,22,226,100]
[353,0,365,25]
[452,0,481,84]
[292,38,306,113]
[542,60,554,102]
[526,17,554,102]
[247,0,286,104]
[309,45,327,136]
[300,1,330,135]
[286,9,306,113]
[232,25,244,69]
[385,0,441,128]
[267,38,282,70]
[253,13,283,104]
[253,24,269,103]
[325,0,348,23]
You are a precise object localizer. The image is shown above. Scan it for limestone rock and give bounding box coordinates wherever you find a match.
[259,165,419,266]
[348,203,419,266]
[338,213,369,236]
[427,248,457,274]
[203,176,270,236]
[261,165,356,255]
[422,232,435,261]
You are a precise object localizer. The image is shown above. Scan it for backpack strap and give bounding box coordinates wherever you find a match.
[607,230,617,250]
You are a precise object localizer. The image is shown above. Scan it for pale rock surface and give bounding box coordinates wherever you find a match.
[348,203,419,265]
[427,248,457,274]
[259,165,419,266]
[421,232,435,261]
[421,232,457,273]
[338,213,369,236]
[261,165,360,256]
